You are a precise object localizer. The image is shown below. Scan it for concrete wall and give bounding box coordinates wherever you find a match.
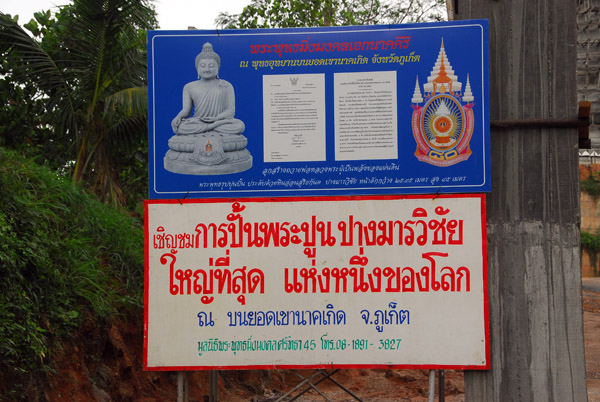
[578,1,600,276]
[581,164,600,276]
[577,0,600,146]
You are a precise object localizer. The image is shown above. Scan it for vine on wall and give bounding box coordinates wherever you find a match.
[581,171,600,199]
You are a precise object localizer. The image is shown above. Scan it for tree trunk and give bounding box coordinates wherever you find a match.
[454,1,588,401]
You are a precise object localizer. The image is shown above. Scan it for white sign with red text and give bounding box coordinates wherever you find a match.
[144,195,489,370]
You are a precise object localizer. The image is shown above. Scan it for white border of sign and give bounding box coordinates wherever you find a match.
[144,194,489,370]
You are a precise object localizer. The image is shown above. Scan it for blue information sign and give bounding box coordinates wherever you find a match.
[148,20,489,199]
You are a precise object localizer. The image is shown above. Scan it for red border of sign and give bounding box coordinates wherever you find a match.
[144,194,489,371]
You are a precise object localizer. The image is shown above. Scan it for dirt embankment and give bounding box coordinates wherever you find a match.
[6,280,600,401]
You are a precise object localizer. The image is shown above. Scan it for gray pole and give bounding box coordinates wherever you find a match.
[428,370,435,402]
[177,372,188,402]
[454,1,588,401]
[209,370,218,402]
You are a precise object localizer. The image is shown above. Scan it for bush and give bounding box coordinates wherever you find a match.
[581,171,600,198]
[0,148,143,374]
[582,229,600,271]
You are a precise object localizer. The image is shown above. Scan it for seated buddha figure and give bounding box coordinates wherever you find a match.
[164,42,251,174]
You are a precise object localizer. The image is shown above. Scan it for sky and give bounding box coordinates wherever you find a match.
[0,0,252,30]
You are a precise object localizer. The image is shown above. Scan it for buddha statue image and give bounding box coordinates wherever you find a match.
[164,42,252,174]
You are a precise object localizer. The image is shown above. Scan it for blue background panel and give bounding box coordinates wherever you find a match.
[148,20,490,199]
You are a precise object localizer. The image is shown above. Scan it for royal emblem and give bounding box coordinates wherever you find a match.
[411,39,475,166]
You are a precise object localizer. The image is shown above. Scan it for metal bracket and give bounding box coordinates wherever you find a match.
[490,101,592,149]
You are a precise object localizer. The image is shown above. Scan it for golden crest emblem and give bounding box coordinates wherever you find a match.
[411,39,475,166]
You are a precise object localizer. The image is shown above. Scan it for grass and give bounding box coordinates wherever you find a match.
[0,148,143,376]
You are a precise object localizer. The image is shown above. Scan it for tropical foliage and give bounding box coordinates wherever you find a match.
[0,0,156,206]
[0,148,144,380]
[216,0,446,28]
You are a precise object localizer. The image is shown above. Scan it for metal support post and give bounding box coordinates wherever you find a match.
[177,371,189,402]
[209,370,218,402]
[428,370,436,402]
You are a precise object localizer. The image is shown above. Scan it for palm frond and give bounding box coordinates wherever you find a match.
[104,87,147,118]
[1,1,156,205]
[0,13,79,141]
[104,86,148,150]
